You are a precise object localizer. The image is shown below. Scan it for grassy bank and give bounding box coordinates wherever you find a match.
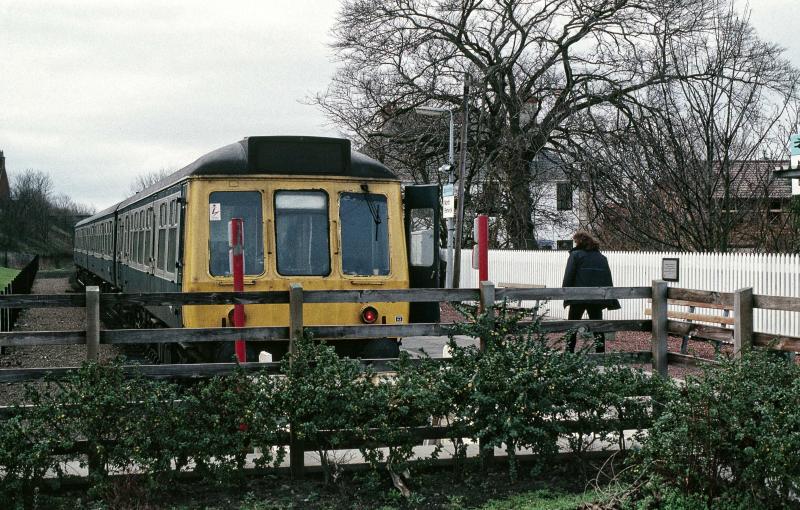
[0,266,20,288]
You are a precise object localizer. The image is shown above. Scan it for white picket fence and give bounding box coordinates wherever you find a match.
[458,250,800,338]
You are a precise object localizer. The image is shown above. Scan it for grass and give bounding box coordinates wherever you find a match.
[0,266,19,288]
[477,488,602,509]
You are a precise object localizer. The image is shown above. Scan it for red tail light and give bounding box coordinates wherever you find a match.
[361,306,378,324]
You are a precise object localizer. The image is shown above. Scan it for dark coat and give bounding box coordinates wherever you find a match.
[562,248,621,310]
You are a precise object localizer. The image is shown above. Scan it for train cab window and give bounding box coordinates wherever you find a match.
[340,192,390,276]
[208,191,264,276]
[409,208,435,267]
[274,191,330,276]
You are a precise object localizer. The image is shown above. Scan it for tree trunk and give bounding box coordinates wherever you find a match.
[504,164,537,249]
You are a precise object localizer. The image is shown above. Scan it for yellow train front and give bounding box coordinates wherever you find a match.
[74,136,441,362]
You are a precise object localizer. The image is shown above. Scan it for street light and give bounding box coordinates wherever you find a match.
[415,106,456,288]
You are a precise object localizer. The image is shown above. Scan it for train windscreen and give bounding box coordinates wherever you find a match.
[275,190,330,276]
[340,192,390,276]
[208,191,264,276]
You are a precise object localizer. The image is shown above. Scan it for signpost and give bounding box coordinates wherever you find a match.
[661,258,679,282]
[791,134,800,195]
[442,184,455,219]
[773,134,800,192]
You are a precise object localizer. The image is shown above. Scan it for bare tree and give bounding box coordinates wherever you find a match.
[128,168,174,195]
[316,0,716,248]
[5,170,54,245]
[573,6,800,251]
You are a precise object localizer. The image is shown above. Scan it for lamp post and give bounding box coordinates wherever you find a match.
[415,106,455,288]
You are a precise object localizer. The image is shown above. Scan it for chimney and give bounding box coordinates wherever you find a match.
[0,150,10,200]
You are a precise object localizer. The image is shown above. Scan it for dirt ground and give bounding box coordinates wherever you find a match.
[0,276,122,405]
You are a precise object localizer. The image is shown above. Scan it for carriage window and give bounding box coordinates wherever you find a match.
[209,191,264,276]
[340,192,390,276]
[167,199,178,273]
[274,191,330,276]
[144,209,152,265]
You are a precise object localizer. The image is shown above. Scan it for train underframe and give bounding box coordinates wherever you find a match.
[73,267,401,364]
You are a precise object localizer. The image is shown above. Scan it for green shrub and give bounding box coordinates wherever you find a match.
[281,335,382,485]
[633,349,800,507]
[448,304,658,482]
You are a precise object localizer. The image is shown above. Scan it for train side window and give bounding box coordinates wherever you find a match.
[157,203,167,271]
[167,199,178,273]
[340,192,390,276]
[208,191,264,276]
[409,208,435,267]
[274,190,330,276]
[125,215,130,258]
[138,211,145,264]
[144,208,153,265]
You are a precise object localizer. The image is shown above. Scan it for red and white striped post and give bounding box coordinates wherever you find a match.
[476,214,489,282]
[229,218,246,362]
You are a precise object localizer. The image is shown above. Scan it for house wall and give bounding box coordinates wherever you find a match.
[532,180,581,249]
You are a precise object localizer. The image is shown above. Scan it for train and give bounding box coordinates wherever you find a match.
[74,136,441,362]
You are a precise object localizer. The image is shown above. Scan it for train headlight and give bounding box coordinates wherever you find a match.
[360,306,379,324]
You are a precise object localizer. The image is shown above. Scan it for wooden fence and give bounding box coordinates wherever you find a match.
[1,279,799,383]
[0,255,39,338]
[1,279,799,478]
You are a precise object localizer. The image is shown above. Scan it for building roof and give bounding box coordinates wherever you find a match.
[713,160,792,199]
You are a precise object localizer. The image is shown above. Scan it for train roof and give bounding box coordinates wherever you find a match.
[77,136,398,227]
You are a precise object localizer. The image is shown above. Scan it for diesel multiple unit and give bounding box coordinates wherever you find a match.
[74,136,440,362]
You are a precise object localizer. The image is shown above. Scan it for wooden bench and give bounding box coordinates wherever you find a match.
[644,299,734,354]
[498,282,545,314]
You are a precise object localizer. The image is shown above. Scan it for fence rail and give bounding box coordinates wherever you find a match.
[1,281,798,380]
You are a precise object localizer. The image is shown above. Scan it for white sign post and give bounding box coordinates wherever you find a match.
[442,184,455,219]
[791,134,800,195]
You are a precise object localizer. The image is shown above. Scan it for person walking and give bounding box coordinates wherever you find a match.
[562,231,620,353]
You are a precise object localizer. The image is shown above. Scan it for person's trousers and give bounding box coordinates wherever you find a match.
[565,304,605,353]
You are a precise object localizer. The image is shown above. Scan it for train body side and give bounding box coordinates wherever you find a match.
[73,136,440,360]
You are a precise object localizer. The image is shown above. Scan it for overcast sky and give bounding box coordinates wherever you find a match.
[1,0,798,211]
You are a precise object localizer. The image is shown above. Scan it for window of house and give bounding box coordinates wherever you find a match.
[557,239,573,250]
[208,191,264,276]
[340,192,390,276]
[274,190,330,276]
[556,182,572,211]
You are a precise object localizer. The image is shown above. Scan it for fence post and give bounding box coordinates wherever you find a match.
[478,280,495,469]
[288,283,304,479]
[734,287,753,358]
[479,280,495,352]
[86,286,100,362]
[289,283,303,357]
[0,284,6,354]
[651,280,668,378]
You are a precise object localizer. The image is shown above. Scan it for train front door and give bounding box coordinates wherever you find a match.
[404,184,441,323]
